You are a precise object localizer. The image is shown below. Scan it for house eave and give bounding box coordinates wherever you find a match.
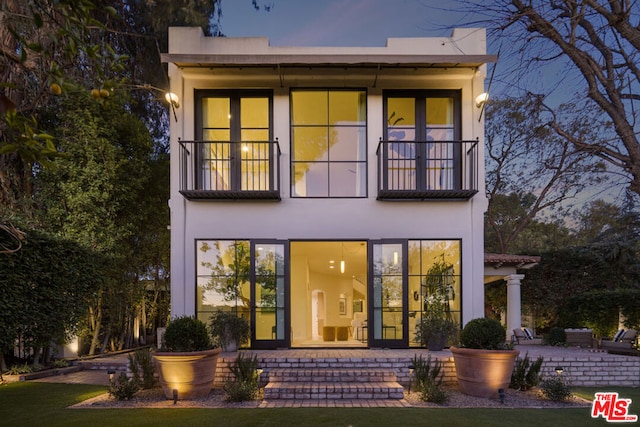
[160,53,497,69]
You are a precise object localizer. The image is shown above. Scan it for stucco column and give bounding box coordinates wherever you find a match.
[505,274,525,342]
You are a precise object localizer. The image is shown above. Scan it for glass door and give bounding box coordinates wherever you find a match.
[369,241,407,348]
[250,240,289,349]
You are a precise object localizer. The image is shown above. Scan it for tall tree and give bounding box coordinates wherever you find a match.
[485,96,604,253]
[436,1,640,196]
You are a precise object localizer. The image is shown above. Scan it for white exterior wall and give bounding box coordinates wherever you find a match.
[166,28,489,329]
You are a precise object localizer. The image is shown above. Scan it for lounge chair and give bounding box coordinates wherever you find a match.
[512,327,542,345]
[600,329,638,355]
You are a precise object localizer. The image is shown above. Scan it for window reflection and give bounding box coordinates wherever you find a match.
[291,89,367,197]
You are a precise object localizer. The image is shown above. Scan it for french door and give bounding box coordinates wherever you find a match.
[250,240,289,349]
[383,90,462,191]
[369,240,407,348]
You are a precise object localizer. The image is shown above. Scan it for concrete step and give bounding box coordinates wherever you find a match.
[263,381,405,400]
[267,368,397,383]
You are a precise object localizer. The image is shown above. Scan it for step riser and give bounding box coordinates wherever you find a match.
[267,369,397,383]
[264,383,404,400]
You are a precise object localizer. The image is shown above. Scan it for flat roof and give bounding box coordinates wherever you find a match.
[161,53,497,69]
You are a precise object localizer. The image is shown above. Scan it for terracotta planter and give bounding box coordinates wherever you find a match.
[450,346,519,398]
[153,348,222,400]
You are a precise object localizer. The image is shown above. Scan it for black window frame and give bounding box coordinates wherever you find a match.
[289,88,369,199]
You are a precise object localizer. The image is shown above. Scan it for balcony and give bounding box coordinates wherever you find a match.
[178,140,281,201]
[376,139,478,201]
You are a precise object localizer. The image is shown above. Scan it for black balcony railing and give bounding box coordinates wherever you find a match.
[178,140,281,200]
[376,139,478,200]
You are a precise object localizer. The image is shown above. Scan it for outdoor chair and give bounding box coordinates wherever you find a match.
[600,329,638,355]
[512,327,543,345]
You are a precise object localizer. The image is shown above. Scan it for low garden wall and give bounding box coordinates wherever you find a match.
[215,351,640,388]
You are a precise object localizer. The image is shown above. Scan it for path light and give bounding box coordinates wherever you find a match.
[173,389,178,404]
[408,363,415,393]
[555,366,564,377]
[256,368,264,387]
[499,388,505,404]
[107,369,115,384]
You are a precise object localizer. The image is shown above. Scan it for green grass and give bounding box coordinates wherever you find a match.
[1,382,638,426]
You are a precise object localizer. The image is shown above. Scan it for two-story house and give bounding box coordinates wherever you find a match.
[162,27,495,349]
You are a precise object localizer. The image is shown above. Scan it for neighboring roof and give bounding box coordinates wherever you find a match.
[484,253,541,269]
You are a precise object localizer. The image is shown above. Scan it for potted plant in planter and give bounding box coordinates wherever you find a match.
[153,316,222,400]
[210,310,250,352]
[415,316,458,351]
[450,317,519,398]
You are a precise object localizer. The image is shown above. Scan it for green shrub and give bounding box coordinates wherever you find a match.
[223,353,260,402]
[540,377,572,402]
[460,318,508,350]
[108,372,140,401]
[410,354,449,403]
[209,311,250,350]
[128,348,156,389]
[420,378,449,404]
[162,316,212,352]
[546,327,567,346]
[6,363,34,375]
[510,353,544,391]
[50,359,70,369]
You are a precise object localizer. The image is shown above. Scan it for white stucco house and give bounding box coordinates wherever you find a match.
[162,27,498,349]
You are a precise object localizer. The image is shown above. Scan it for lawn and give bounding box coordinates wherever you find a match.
[1,382,637,426]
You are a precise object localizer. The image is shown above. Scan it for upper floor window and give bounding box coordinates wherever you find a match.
[290,89,367,198]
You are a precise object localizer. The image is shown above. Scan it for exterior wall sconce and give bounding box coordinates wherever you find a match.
[475,92,489,108]
[165,92,180,109]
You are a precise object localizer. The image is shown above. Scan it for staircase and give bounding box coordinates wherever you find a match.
[261,357,407,401]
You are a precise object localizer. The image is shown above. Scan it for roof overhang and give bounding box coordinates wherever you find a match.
[161,53,497,70]
[484,253,541,284]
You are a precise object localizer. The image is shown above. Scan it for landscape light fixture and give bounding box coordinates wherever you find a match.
[407,363,415,393]
[475,92,489,108]
[555,366,564,377]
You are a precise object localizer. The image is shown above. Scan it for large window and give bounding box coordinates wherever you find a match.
[290,89,367,197]
[196,240,251,324]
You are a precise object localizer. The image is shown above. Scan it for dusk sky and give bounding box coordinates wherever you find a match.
[218,0,574,100]
[219,0,455,47]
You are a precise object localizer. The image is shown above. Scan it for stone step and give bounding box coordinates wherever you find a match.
[266,368,397,383]
[263,381,405,400]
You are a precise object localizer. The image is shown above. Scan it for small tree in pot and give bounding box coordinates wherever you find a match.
[153,316,222,400]
[415,316,458,351]
[210,310,250,352]
[450,318,519,398]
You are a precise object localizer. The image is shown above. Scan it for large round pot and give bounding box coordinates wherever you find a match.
[450,346,519,398]
[153,348,222,400]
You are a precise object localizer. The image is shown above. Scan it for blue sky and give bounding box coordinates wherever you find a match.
[219,0,457,46]
[218,1,561,98]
